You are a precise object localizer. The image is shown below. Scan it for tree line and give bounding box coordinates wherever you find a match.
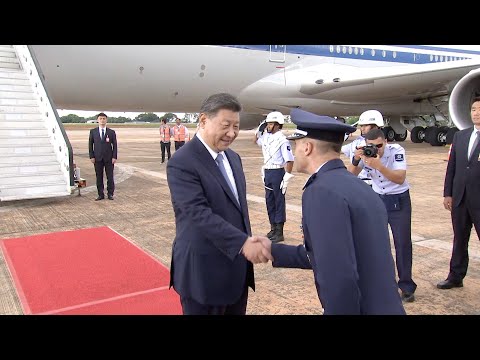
[59,112,199,124]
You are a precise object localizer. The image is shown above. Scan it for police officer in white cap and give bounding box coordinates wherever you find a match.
[254,111,295,243]
[342,110,384,185]
[349,128,417,303]
[264,108,405,315]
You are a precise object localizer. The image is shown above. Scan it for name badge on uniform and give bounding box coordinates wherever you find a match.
[106,136,110,143]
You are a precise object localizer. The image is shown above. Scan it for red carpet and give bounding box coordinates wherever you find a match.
[0,226,182,315]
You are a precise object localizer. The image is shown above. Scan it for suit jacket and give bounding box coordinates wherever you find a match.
[166,136,254,305]
[444,127,480,208]
[89,127,118,162]
[271,159,405,315]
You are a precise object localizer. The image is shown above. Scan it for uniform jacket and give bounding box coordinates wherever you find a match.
[88,127,117,161]
[166,136,254,305]
[444,127,480,208]
[271,159,405,315]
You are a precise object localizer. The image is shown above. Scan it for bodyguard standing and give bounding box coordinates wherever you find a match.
[259,109,405,315]
[159,118,173,163]
[437,96,480,290]
[88,112,117,200]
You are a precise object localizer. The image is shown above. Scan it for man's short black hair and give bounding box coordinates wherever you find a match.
[364,128,385,141]
[97,112,108,118]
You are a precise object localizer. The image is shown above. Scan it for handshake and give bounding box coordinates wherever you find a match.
[241,236,274,264]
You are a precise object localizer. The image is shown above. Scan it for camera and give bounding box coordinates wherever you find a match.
[362,144,378,158]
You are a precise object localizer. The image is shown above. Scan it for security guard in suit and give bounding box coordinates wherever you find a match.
[349,127,417,303]
[269,108,405,314]
[342,109,384,185]
[254,111,294,243]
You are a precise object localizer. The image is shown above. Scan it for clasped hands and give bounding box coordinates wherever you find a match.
[242,236,273,264]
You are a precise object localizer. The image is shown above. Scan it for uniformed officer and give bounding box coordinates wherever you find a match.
[254,111,295,243]
[261,108,405,315]
[349,127,417,303]
[342,109,384,185]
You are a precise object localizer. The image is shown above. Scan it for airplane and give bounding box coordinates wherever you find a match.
[2,45,480,201]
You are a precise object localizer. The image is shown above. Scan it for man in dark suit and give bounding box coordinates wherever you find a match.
[438,96,480,289]
[166,93,272,315]
[88,112,117,201]
[253,109,405,315]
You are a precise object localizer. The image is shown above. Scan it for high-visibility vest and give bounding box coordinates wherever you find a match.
[160,125,171,142]
[173,125,187,141]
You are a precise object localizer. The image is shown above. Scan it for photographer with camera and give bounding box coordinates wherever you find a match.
[343,110,384,185]
[349,128,417,303]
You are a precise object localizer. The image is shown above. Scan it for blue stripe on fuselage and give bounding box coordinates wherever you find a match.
[222,45,473,64]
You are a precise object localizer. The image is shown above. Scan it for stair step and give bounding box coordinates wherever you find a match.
[0,183,70,201]
[0,173,65,186]
[0,99,37,106]
[0,71,29,80]
[0,84,32,92]
[0,78,30,86]
[0,105,40,113]
[0,46,14,51]
[0,122,46,129]
[0,162,61,174]
[0,51,16,58]
[0,56,19,64]
[0,145,54,155]
[0,113,43,120]
[0,62,21,70]
[0,154,57,164]
[0,134,51,144]
[0,91,35,99]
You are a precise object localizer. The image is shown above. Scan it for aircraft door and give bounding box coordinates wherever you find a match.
[269,45,286,63]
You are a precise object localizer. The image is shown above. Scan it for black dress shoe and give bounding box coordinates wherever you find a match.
[107,194,114,200]
[401,291,415,303]
[95,196,105,201]
[437,279,463,289]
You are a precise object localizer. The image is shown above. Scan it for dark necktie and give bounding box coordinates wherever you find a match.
[469,130,480,160]
[216,153,239,204]
[101,128,105,141]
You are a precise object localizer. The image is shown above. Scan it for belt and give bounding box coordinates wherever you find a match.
[264,164,284,170]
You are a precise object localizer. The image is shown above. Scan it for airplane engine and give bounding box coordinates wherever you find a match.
[239,113,267,130]
[449,67,480,130]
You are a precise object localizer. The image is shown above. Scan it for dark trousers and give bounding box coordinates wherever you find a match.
[379,190,417,294]
[448,190,480,282]
[94,159,114,196]
[175,141,185,151]
[180,287,248,315]
[160,141,171,162]
[264,168,286,224]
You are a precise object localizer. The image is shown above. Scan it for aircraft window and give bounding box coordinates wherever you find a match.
[360,48,364,55]
[371,49,375,56]
[435,55,439,62]
[330,45,334,53]
[336,46,341,53]
[430,54,433,61]
[348,47,352,54]
[382,50,386,57]
[342,46,347,54]
[393,51,397,58]
[354,47,358,55]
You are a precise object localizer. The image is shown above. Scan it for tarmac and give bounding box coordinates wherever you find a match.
[1,125,479,315]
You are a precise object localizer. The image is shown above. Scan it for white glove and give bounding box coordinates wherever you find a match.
[261,166,265,185]
[280,172,295,195]
[256,121,267,136]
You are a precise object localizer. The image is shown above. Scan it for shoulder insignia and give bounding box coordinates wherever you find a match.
[395,154,404,162]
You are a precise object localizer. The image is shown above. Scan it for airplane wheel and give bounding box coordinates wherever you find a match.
[394,130,407,141]
[410,126,425,143]
[446,127,458,144]
[425,127,444,146]
[382,126,396,142]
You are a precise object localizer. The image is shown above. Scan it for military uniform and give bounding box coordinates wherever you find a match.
[357,143,417,298]
[341,135,372,184]
[270,109,405,315]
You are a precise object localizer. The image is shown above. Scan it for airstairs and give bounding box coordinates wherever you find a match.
[0,45,73,201]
